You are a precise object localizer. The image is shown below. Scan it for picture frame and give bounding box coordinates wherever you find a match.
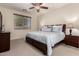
[14,14,31,29]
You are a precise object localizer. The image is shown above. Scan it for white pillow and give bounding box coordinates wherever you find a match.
[52,25,63,32]
[41,26,52,32]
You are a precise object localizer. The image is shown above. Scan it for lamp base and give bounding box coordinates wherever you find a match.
[69,28,72,35]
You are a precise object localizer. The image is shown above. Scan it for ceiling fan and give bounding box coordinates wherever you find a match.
[29,3,48,12]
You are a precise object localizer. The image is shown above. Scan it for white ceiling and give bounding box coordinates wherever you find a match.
[0,3,69,14]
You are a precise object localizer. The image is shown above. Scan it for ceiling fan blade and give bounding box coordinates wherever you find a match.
[40,6,48,9]
[32,3,42,6]
[32,3,36,6]
[29,7,34,9]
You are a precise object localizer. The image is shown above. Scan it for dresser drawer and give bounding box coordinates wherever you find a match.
[64,41,79,48]
[64,35,79,48]
[70,37,78,43]
[65,35,78,43]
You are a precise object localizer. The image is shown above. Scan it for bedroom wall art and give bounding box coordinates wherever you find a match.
[14,14,31,29]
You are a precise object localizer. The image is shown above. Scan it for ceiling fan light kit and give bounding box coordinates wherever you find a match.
[29,3,48,12]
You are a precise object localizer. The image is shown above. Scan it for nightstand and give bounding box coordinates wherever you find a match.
[64,35,79,48]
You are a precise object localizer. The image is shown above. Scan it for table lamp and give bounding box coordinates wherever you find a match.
[65,16,78,35]
[68,23,73,35]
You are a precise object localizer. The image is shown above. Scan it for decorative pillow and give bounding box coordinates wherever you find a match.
[52,25,63,32]
[41,26,52,32]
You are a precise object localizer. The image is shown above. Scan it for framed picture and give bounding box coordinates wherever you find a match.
[14,14,31,29]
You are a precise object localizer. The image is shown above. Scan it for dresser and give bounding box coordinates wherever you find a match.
[0,32,10,52]
[64,35,79,48]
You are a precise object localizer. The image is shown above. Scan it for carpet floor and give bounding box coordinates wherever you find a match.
[0,39,79,56]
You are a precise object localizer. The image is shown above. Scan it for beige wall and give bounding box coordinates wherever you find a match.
[1,4,79,40]
[0,6,38,40]
[40,4,79,29]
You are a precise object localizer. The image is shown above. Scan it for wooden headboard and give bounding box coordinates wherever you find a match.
[45,24,66,34]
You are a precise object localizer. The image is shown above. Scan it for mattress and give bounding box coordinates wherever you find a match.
[27,31,65,46]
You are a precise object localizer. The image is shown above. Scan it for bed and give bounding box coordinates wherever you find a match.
[26,24,66,56]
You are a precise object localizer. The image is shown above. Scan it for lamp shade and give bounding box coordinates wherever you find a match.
[68,23,73,28]
[65,16,78,23]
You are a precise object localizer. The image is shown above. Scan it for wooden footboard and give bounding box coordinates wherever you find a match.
[26,36,47,55]
[26,36,64,55]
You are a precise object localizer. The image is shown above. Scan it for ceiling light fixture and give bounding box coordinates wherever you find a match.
[29,3,48,12]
